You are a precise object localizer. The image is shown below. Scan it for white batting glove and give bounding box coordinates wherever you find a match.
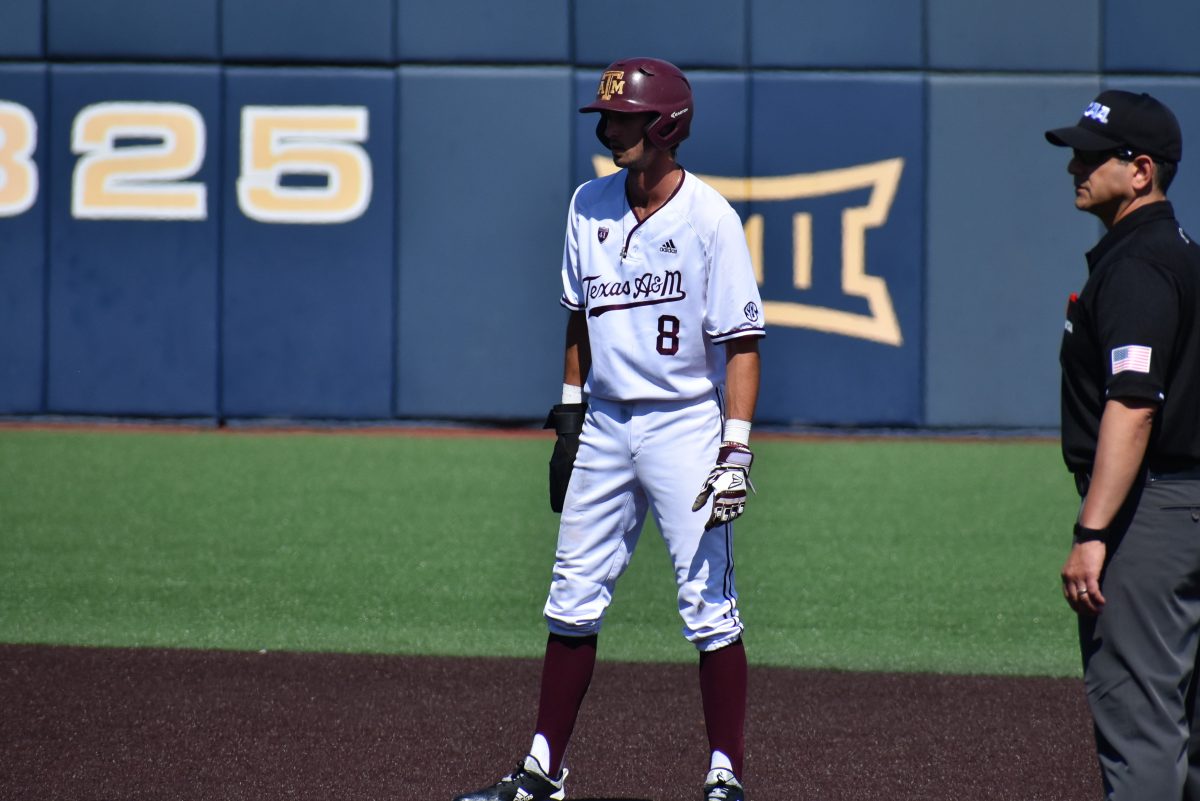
[691,443,755,529]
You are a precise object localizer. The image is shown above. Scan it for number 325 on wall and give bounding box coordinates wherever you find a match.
[0,100,371,224]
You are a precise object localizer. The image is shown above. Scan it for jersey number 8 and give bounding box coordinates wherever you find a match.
[656,315,680,356]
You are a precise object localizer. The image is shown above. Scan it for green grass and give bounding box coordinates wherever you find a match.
[0,427,1082,676]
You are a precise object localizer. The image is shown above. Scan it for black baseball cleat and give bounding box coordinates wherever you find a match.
[702,768,744,801]
[452,754,568,801]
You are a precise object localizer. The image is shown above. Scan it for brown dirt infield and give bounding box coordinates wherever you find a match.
[0,643,1099,801]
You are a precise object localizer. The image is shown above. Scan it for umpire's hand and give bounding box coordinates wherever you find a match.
[1062,540,1107,615]
[692,443,755,529]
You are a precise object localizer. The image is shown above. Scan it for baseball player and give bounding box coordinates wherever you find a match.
[452,57,765,801]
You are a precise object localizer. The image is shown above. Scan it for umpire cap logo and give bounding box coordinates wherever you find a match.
[1083,101,1111,124]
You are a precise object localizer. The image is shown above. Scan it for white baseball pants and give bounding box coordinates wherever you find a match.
[544,393,744,652]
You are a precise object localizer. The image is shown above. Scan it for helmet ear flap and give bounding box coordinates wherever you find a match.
[649,117,677,150]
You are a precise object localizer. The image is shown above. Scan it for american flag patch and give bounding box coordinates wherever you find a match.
[1111,345,1152,374]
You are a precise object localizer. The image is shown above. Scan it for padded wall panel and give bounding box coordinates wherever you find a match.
[223,0,392,64]
[928,0,1098,72]
[0,0,43,58]
[750,0,922,69]
[397,0,567,63]
[0,66,48,412]
[221,68,396,419]
[396,67,570,419]
[47,0,217,60]
[749,74,924,426]
[1105,78,1200,228]
[46,66,220,416]
[1105,1,1200,73]
[574,0,745,68]
[925,77,1101,428]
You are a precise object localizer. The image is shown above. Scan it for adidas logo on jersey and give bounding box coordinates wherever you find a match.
[659,239,678,254]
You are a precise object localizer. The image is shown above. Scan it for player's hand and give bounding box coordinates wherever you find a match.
[691,443,755,529]
[544,403,587,513]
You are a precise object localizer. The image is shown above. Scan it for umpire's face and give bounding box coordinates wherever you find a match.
[600,111,659,171]
[1068,148,1143,220]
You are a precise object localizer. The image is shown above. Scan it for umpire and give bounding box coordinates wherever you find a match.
[1047,90,1200,800]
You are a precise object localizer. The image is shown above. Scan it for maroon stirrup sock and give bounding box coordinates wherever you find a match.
[699,638,747,777]
[533,633,598,776]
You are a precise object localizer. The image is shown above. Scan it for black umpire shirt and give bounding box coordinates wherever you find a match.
[1061,201,1200,476]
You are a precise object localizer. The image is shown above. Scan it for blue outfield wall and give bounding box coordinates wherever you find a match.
[395,66,571,420]
[747,73,924,426]
[46,65,221,417]
[0,66,46,413]
[925,76,1104,429]
[0,0,43,59]
[224,0,392,64]
[221,68,396,419]
[47,0,219,61]
[1,0,1199,428]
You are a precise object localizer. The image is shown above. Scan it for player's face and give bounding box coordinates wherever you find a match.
[600,111,658,171]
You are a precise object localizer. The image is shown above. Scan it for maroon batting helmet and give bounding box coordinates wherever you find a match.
[579,57,693,151]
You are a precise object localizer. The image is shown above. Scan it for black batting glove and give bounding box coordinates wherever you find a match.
[544,403,586,513]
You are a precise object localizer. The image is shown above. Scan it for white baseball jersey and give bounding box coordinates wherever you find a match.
[560,170,765,402]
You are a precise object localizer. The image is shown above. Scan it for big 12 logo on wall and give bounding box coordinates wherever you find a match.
[592,154,905,347]
[584,74,925,425]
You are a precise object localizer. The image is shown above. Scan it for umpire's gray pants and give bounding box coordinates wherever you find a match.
[1079,478,1200,801]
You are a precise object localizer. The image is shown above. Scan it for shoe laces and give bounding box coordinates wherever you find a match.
[506,758,561,791]
[498,762,525,784]
[707,785,734,801]
[705,771,741,801]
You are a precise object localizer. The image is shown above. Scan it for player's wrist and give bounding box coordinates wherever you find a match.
[723,419,752,446]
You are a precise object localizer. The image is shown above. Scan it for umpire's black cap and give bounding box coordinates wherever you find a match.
[1046,89,1183,163]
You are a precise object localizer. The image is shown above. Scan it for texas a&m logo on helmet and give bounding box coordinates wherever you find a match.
[597,71,625,101]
